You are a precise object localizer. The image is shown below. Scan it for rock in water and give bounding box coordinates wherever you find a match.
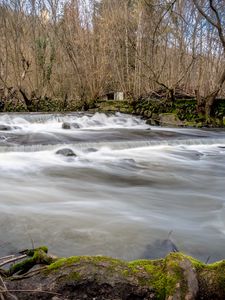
[0,125,21,131]
[71,122,80,129]
[0,125,13,131]
[85,148,98,153]
[62,122,71,129]
[62,122,80,129]
[56,148,77,157]
[142,238,179,259]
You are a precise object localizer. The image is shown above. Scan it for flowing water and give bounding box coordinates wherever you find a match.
[0,112,225,262]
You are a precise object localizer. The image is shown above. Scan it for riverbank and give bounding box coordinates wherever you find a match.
[1,247,225,300]
[1,95,225,127]
[93,98,225,128]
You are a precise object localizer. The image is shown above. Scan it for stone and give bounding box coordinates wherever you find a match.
[56,148,77,157]
[146,118,159,126]
[147,111,152,118]
[62,122,71,129]
[71,122,80,129]
[159,113,183,127]
[143,110,149,117]
[142,238,179,259]
[85,148,98,153]
[62,122,80,129]
[3,251,225,300]
[0,124,12,131]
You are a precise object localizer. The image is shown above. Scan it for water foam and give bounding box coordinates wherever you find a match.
[0,112,148,131]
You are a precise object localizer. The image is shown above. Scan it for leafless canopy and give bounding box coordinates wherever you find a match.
[0,0,224,110]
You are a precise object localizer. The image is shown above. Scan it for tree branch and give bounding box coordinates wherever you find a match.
[193,0,225,51]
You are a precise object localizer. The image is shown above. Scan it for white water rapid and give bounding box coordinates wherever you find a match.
[0,112,225,262]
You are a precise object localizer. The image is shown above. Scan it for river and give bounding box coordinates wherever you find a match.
[0,112,225,262]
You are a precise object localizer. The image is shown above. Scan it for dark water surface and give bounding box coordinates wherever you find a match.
[0,112,225,262]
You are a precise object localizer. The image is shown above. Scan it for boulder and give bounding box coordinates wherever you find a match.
[0,124,20,131]
[85,148,98,153]
[0,124,12,131]
[62,122,80,129]
[71,122,80,129]
[146,118,160,126]
[2,247,225,300]
[142,238,179,259]
[56,148,77,157]
[5,252,225,300]
[159,113,183,127]
[62,122,71,129]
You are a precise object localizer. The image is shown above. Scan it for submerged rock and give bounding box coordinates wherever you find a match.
[62,122,71,129]
[71,122,80,129]
[85,147,98,153]
[62,122,80,129]
[56,148,77,157]
[142,238,179,259]
[0,124,20,131]
[0,125,11,131]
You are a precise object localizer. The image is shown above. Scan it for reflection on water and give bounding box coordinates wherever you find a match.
[0,112,225,262]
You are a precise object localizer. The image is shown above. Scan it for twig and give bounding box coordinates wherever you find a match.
[0,277,6,290]
[0,255,27,268]
[0,276,18,300]
[0,276,6,300]
[205,256,211,264]
[10,266,48,281]
[0,256,15,262]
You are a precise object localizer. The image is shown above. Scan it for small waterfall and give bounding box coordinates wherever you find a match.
[0,137,225,153]
[0,112,146,128]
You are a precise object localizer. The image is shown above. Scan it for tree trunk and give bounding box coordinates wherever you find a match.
[204,90,220,118]
[19,88,33,110]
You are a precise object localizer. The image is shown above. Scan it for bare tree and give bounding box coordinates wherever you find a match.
[0,0,224,113]
[193,0,225,118]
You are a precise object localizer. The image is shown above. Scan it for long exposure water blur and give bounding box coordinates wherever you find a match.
[0,112,225,262]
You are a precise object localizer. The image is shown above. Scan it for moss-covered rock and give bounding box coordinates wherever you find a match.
[95,100,134,114]
[3,252,225,299]
[159,113,184,127]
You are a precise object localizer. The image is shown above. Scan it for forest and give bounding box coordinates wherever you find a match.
[1,2,225,299]
[0,0,225,119]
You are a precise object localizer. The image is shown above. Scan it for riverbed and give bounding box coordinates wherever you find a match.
[0,112,225,262]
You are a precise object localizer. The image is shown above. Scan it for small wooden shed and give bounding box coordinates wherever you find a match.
[99,91,124,101]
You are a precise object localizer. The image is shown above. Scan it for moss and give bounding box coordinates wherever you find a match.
[47,253,202,299]
[64,271,81,281]
[165,253,188,297]
[44,252,225,299]
[9,246,53,275]
[47,256,125,272]
[184,121,197,127]
[26,246,48,257]
[96,100,133,114]
[204,260,225,289]
[128,258,178,299]
[6,251,225,299]
[9,257,36,276]
[126,260,164,299]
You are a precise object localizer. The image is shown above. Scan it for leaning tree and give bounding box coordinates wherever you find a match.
[193,0,225,119]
